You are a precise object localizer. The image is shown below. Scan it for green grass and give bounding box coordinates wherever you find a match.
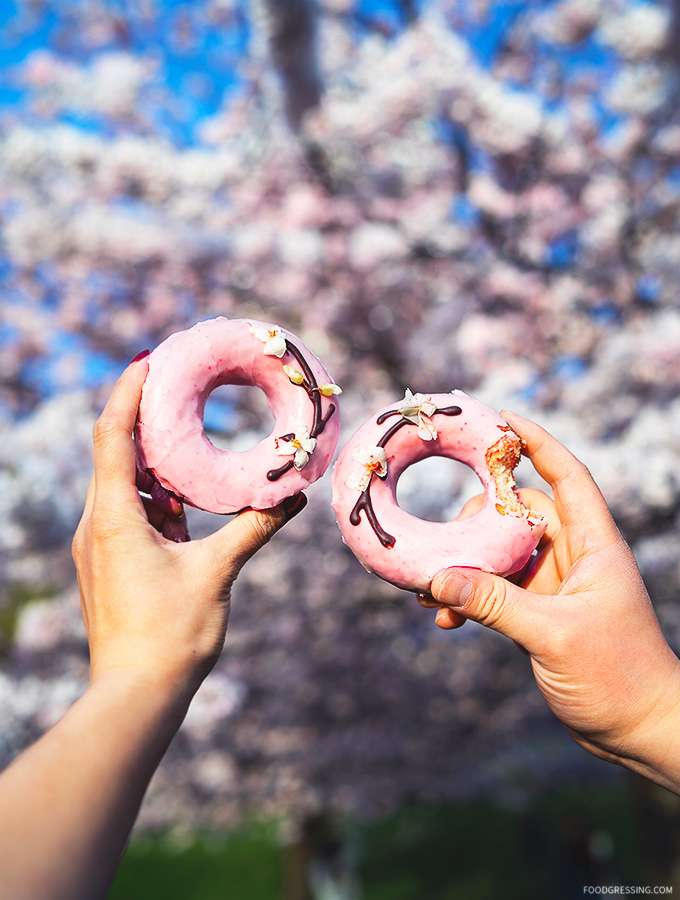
[109,825,281,900]
[109,780,644,900]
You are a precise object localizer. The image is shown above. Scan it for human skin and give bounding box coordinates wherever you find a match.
[0,354,305,900]
[418,411,680,794]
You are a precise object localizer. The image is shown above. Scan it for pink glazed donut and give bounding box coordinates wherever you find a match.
[331,390,547,593]
[135,317,341,514]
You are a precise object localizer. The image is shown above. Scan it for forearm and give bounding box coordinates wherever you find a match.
[0,672,191,900]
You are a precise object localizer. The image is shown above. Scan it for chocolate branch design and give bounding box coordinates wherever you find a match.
[349,404,463,548]
[267,339,337,482]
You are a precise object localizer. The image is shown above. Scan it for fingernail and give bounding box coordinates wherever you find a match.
[281,492,307,521]
[130,349,150,364]
[438,572,473,608]
[435,608,452,626]
[151,480,184,517]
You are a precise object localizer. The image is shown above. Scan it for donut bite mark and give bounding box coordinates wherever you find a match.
[485,431,543,523]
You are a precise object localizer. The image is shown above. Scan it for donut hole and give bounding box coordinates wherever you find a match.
[396,456,483,523]
[203,384,275,451]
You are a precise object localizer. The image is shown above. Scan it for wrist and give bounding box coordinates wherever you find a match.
[88,666,197,733]
[89,641,215,706]
[614,655,680,793]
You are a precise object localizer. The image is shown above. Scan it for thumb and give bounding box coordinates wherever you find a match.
[202,493,307,573]
[430,567,545,652]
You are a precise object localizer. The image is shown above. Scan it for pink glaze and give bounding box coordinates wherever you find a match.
[135,317,340,514]
[331,391,547,593]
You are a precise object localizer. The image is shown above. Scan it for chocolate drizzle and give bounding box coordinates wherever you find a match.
[266,339,337,482]
[349,403,463,548]
[267,459,295,481]
[349,490,396,548]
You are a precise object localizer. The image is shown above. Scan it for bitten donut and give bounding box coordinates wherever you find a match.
[135,317,341,514]
[331,390,546,592]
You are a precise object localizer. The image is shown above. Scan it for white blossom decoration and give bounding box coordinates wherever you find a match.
[398,389,438,440]
[274,426,317,470]
[250,324,287,358]
[345,446,388,492]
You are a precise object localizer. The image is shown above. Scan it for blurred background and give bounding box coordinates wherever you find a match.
[3,0,680,896]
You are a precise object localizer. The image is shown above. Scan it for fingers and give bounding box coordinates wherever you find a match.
[516,489,558,544]
[149,480,184,518]
[430,566,547,652]
[456,490,558,541]
[455,494,484,521]
[418,489,558,632]
[201,493,307,574]
[415,592,467,630]
[162,516,190,543]
[135,464,155,495]
[141,497,190,543]
[434,607,467,630]
[513,544,560,594]
[212,508,286,570]
[92,354,150,506]
[415,591,440,609]
[502,411,619,541]
[137,464,186,526]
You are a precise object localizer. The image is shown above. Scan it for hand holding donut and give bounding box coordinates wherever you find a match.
[426,412,680,793]
[72,353,304,699]
[0,350,309,900]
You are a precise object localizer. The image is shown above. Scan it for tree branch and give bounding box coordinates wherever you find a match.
[259,0,323,132]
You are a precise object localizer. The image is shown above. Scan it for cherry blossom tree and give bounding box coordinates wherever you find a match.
[3,1,680,862]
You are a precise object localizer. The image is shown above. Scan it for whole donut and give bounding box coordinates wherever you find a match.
[135,317,341,514]
[331,390,546,592]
